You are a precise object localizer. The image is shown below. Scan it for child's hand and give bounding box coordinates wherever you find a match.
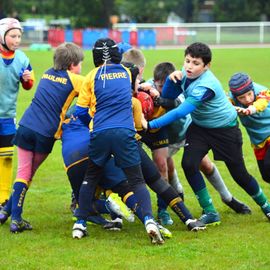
[22,69,31,82]
[141,113,148,130]
[149,88,160,99]
[169,70,183,83]
[139,82,152,92]
[235,106,256,116]
[138,82,160,98]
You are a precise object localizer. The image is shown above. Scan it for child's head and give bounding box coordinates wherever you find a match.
[229,72,255,106]
[53,42,84,72]
[0,18,22,51]
[184,42,212,66]
[183,42,211,79]
[122,61,140,93]
[122,48,146,81]
[92,38,121,67]
[153,62,176,93]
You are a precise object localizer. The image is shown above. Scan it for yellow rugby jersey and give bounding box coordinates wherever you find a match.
[77,63,135,132]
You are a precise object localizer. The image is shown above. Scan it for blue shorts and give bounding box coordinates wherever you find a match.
[89,128,141,168]
[0,118,16,136]
[13,125,55,153]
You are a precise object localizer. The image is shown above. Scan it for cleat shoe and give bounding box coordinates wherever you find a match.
[199,212,221,226]
[157,209,173,226]
[145,218,164,245]
[0,210,9,225]
[103,218,123,231]
[105,193,135,222]
[261,202,270,221]
[223,197,251,214]
[157,223,172,239]
[72,220,88,239]
[10,219,32,233]
[186,219,206,231]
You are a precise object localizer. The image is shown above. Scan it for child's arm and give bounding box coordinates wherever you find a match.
[20,65,34,90]
[142,99,196,130]
[161,72,183,99]
[132,97,143,131]
[252,90,270,112]
[75,73,93,125]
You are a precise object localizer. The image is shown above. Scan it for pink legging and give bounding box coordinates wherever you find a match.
[16,147,49,182]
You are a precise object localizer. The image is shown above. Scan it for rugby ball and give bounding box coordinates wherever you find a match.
[136,91,154,120]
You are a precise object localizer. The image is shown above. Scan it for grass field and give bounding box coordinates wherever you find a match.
[1,47,270,270]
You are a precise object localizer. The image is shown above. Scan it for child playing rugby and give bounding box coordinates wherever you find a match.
[0,42,84,233]
[72,38,164,244]
[143,42,270,225]
[229,72,270,184]
[0,18,34,207]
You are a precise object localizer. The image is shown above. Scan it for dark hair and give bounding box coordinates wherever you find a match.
[92,38,121,67]
[154,62,176,82]
[121,61,139,90]
[185,42,212,65]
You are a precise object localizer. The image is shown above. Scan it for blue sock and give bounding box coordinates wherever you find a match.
[11,180,29,221]
[170,199,193,223]
[157,194,168,212]
[3,194,13,214]
[93,199,109,214]
[133,183,153,221]
[124,192,144,223]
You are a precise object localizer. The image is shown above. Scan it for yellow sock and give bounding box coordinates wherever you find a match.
[0,146,14,204]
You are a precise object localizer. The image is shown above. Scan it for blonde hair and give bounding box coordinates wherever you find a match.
[122,48,146,69]
[53,42,84,70]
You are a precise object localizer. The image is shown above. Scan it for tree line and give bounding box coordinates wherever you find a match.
[0,0,269,28]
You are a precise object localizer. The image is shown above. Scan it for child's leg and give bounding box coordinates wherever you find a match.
[67,160,88,202]
[256,146,270,183]
[139,144,202,228]
[201,155,251,214]
[0,135,15,205]
[112,180,145,223]
[0,146,14,205]
[226,161,270,220]
[11,148,48,221]
[182,150,217,214]
[167,156,184,197]
[122,164,154,221]
[76,158,103,220]
[182,148,220,226]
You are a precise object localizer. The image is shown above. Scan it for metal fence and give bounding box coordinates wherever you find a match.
[20,21,270,48]
[113,21,270,46]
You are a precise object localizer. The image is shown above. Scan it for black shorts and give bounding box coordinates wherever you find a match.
[13,125,55,153]
[184,123,243,163]
[140,127,169,150]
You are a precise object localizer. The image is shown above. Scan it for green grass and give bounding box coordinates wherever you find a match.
[1,47,270,270]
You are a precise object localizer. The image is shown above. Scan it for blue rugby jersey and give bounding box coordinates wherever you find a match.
[150,69,237,129]
[19,68,84,139]
[0,50,31,118]
[230,83,270,146]
[62,118,89,169]
[77,63,135,133]
[62,117,126,189]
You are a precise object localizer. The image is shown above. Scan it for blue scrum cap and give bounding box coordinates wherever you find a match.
[229,72,254,97]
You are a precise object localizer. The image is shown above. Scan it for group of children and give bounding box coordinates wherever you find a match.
[0,17,269,245]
